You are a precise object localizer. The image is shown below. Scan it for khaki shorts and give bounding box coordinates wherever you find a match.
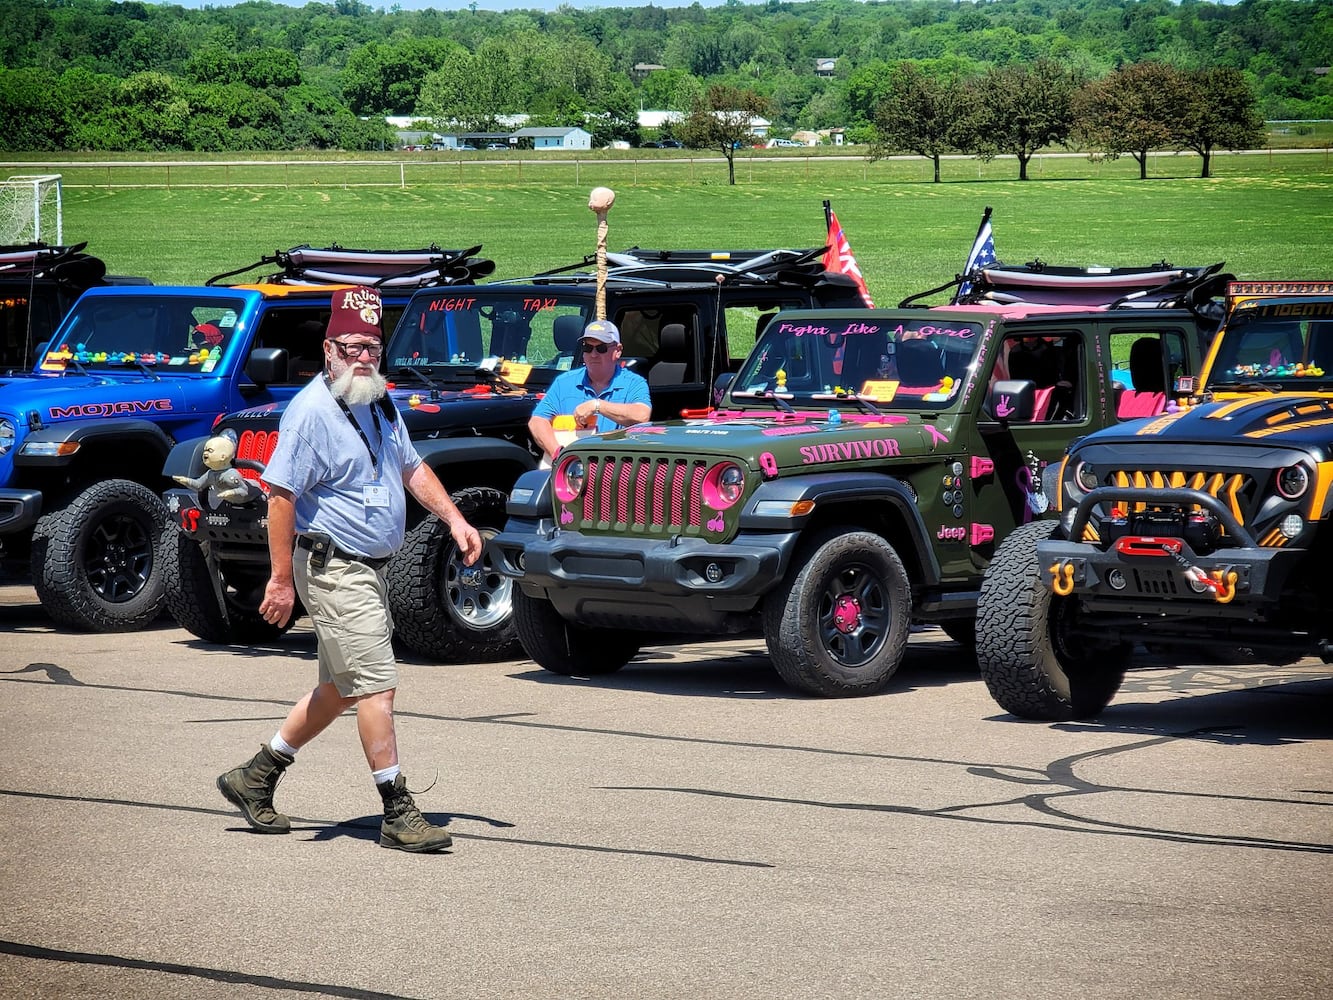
[294,548,398,698]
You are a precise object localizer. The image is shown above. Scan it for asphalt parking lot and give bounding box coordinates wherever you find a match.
[1,578,1329,1000]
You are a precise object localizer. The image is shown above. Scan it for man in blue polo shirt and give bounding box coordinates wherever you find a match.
[529,318,651,465]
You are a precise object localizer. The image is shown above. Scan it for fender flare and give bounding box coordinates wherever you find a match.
[15,418,175,470]
[739,471,944,586]
[412,436,538,483]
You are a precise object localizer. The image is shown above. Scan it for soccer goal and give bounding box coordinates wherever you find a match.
[0,174,63,246]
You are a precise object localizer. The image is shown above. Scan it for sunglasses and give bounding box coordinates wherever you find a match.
[580,341,612,354]
[332,340,383,360]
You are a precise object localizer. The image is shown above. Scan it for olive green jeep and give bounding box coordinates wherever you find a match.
[494,273,1220,696]
[976,280,1333,720]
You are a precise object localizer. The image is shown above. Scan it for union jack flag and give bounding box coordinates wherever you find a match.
[953,210,997,302]
[823,210,874,308]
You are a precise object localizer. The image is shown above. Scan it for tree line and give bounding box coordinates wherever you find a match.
[0,0,1325,157]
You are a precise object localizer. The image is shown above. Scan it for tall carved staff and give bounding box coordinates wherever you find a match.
[588,186,616,320]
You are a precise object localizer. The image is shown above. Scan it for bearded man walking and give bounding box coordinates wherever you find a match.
[216,286,482,854]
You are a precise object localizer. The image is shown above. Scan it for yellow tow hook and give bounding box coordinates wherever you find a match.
[1185,566,1240,604]
[1049,561,1075,596]
[1210,570,1238,604]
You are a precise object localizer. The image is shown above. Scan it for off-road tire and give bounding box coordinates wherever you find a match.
[763,528,912,697]
[512,588,640,676]
[387,486,519,663]
[31,480,167,632]
[976,519,1131,721]
[160,523,294,644]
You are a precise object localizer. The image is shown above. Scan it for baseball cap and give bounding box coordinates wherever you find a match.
[326,286,384,340]
[582,319,620,345]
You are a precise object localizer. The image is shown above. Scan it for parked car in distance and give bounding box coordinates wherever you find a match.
[640,141,662,148]
[659,139,684,149]
[458,144,478,151]
[767,138,804,148]
[486,143,509,150]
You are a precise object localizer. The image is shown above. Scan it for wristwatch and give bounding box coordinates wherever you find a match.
[593,399,602,415]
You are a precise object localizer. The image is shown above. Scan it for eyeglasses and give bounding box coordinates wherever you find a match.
[580,341,611,354]
[332,340,383,360]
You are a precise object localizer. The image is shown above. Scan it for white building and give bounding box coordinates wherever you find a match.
[514,127,592,151]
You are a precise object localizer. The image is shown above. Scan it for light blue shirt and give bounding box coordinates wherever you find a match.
[532,364,651,433]
[263,378,422,559]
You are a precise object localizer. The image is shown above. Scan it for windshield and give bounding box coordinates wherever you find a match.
[1209,305,1333,388]
[38,295,245,374]
[386,291,591,387]
[730,313,984,408]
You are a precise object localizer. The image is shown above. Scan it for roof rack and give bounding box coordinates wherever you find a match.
[0,241,108,286]
[517,246,834,288]
[206,244,496,289]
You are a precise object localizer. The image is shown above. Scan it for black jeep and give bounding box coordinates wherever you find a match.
[0,242,150,373]
[161,247,869,661]
[976,279,1333,720]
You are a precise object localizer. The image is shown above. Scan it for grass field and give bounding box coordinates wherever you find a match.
[8,149,1332,312]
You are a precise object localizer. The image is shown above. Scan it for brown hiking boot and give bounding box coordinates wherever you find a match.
[376,775,452,853]
[217,744,294,834]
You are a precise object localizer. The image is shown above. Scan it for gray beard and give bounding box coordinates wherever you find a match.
[330,366,387,406]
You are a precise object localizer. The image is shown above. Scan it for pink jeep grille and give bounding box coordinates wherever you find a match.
[569,454,712,533]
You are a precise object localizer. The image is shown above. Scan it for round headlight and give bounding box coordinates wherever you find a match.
[554,456,585,503]
[1275,464,1309,500]
[0,417,14,456]
[1074,460,1099,494]
[703,462,746,510]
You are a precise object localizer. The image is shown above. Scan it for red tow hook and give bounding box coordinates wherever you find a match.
[1113,536,1182,558]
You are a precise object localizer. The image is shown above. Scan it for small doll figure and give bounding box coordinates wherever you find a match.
[173,435,257,507]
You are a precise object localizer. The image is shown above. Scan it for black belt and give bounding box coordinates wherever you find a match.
[296,535,390,571]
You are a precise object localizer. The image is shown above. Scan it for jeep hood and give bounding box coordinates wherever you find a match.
[1088,395,1333,452]
[0,371,189,423]
[584,410,945,471]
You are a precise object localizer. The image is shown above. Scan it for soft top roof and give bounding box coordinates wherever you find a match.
[929,302,1110,319]
[513,246,844,290]
[207,244,496,290]
[966,261,1226,308]
[0,241,108,287]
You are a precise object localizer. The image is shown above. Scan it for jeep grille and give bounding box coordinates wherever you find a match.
[1109,469,1256,528]
[569,454,711,533]
[235,429,280,483]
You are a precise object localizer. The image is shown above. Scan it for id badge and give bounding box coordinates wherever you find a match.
[364,483,390,509]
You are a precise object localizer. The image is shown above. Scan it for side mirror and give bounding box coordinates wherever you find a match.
[985,379,1035,423]
[245,347,289,386]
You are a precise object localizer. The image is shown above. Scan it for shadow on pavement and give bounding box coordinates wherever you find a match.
[508,629,981,701]
[981,672,1333,746]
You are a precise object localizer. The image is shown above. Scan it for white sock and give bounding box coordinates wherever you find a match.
[270,734,299,758]
[372,764,401,786]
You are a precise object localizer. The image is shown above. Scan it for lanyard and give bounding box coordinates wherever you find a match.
[325,377,383,477]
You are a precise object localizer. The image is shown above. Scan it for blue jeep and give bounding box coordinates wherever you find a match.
[0,245,490,632]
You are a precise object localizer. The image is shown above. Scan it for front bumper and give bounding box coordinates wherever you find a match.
[1039,485,1302,618]
[163,487,272,566]
[492,520,797,631]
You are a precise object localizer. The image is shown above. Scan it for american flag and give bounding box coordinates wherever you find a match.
[953,216,997,302]
[823,210,874,307]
